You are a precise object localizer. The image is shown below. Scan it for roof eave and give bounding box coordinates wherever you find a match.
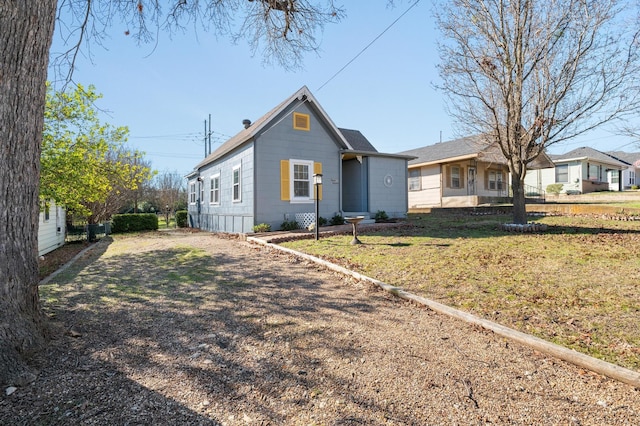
[409,153,479,168]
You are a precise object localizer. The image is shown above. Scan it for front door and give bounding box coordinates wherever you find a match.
[468,167,476,195]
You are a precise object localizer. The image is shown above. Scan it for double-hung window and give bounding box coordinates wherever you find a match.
[189,183,196,204]
[210,174,220,204]
[232,165,241,202]
[610,170,619,184]
[555,164,569,183]
[488,170,504,190]
[588,163,601,181]
[451,166,461,188]
[289,159,314,203]
[409,169,421,191]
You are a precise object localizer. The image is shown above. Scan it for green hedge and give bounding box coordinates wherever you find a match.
[111,213,158,233]
[175,210,188,228]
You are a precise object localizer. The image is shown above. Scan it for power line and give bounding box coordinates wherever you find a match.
[316,0,422,92]
[129,132,200,140]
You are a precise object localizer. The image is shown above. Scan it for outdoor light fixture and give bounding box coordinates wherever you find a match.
[313,173,323,241]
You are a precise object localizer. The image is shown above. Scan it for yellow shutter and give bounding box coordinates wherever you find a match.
[314,162,322,200]
[280,160,290,200]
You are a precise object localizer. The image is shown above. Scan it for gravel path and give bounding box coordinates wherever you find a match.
[2,231,638,425]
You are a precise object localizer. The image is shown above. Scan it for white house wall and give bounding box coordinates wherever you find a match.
[524,160,622,194]
[621,167,639,189]
[38,200,65,256]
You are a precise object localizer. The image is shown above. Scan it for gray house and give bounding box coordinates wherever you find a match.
[186,86,413,233]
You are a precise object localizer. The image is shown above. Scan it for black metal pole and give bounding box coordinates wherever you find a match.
[314,183,319,240]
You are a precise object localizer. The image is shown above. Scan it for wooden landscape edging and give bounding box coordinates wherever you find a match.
[39,240,103,285]
[247,236,640,389]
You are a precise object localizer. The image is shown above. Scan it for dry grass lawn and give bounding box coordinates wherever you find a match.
[281,213,640,371]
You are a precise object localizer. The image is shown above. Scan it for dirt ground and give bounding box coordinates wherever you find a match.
[3,230,639,425]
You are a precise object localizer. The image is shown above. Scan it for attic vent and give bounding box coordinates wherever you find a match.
[293,112,310,131]
[242,119,252,129]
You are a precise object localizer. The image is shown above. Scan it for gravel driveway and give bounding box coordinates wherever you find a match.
[2,231,638,425]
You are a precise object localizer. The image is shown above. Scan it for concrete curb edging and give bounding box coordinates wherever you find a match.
[247,236,640,389]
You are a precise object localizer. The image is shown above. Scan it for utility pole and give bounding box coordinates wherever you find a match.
[203,114,213,157]
[208,114,212,156]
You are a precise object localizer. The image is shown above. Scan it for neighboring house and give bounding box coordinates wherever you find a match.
[398,135,553,208]
[525,146,628,194]
[38,199,66,256]
[186,86,414,233]
[605,151,640,189]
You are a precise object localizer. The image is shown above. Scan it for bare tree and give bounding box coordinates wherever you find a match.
[51,0,345,82]
[435,0,640,224]
[152,170,187,227]
[1,0,343,387]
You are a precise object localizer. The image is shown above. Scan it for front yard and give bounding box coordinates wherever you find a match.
[281,213,640,371]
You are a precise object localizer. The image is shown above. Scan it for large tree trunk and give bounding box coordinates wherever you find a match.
[0,1,57,386]
[511,174,527,225]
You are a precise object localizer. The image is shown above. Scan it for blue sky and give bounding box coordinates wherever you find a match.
[48,1,638,176]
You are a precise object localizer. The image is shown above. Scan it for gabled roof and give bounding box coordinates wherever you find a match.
[194,86,352,170]
[339,128,378,153]
[551,147,628,168]
[605,151,640,166]
[399,135,506,167]
[399,135,555,169]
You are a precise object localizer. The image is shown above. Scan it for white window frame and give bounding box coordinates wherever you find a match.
[629,170,636,186]
[488,170,504,191]
[289,159,314,204]
[232,164,242,202]
[210,174,220,205]
[451,166,461,188]
[189,182,197,204]
[409,169,421,191]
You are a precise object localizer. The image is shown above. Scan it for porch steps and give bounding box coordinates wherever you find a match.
[343,212,376,225]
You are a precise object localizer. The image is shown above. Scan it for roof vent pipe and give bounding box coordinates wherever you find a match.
[242,119,251,129]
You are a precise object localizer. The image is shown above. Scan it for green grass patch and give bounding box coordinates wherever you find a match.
[39,233,245,314]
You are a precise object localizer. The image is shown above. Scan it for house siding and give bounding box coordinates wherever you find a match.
[408,165,441,208]
[189,143,255,233]
[186,86,411,234]
[39,200,65,256]
[253,103,342,230]
[367,156,409,218]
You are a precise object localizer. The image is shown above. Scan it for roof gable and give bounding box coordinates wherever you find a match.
[194,86,352,170]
